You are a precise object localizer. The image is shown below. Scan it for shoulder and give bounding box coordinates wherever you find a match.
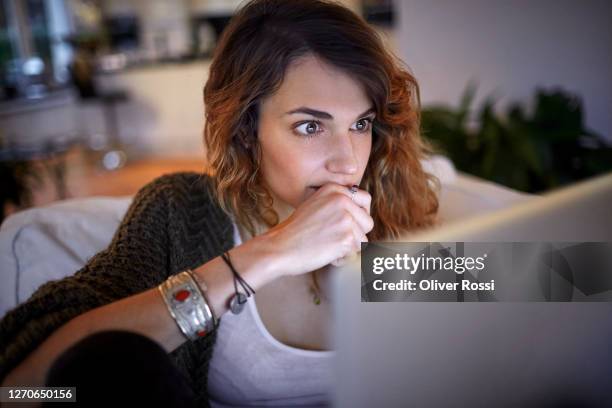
[121,172,227,226]
[136,171,232,226]
[131,172,218,209]
[138,172,215,196]
[122,171,234,262]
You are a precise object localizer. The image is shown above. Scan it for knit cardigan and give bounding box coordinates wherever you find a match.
[0,172,236,407]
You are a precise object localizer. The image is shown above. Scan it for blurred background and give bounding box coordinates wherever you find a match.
[0,0,610,223]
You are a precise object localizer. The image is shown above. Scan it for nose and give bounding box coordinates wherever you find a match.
[325,132,358,175]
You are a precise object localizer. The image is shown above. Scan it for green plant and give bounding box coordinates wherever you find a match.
[421,83,612,193]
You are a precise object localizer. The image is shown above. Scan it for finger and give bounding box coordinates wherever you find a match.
[332,248,361,267]
[351,220,366,253]
[315,184,374,235]
[331,256,348,267]
[342,199,374,236]
[349,188,372,216]
[331,222,362,267]
[316,183,372,215]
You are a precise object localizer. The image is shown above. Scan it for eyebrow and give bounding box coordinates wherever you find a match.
[284,106,375,120]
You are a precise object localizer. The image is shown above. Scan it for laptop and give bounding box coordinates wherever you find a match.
[331,172,612,407]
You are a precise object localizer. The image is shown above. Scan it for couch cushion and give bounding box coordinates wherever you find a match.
[0,197,132,316]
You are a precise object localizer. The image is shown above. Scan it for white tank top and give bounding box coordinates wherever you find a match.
[207,222,335,407]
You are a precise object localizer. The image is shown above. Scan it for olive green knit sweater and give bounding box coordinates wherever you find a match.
[0,172,235,407]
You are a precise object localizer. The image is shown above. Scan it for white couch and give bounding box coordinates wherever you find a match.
[0,157,533,317]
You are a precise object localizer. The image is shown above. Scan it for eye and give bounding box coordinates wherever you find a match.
[293,121,323,137]
[350,118,374,133]
[293,117,374,138]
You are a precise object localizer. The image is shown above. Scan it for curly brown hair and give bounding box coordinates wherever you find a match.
[204,0,439,241]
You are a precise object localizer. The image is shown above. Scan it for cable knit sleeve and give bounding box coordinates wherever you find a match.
[0,174,177,382]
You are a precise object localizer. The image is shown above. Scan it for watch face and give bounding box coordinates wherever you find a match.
[229,292,248,314]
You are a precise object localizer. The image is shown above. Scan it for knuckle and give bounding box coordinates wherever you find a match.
[323,193,338,205]
[367,217,375,232]
[323,194,342,210]
[327,194,341,208]
[337,194,352,207]
[342,233,354,248]
[340,212,352,227]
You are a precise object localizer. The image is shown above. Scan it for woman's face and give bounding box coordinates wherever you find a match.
[257,54,374,222]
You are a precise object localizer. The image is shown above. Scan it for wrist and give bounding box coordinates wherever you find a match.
[228,233,286,288]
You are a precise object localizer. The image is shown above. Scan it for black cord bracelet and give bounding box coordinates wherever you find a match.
[221,251,255,295]
[221,251,255,314]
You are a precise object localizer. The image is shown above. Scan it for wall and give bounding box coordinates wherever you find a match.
[397,0,612,142]
[88,0,370,157]
[96,60,211,156]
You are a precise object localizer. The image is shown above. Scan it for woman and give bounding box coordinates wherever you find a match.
[0,0,438,406]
